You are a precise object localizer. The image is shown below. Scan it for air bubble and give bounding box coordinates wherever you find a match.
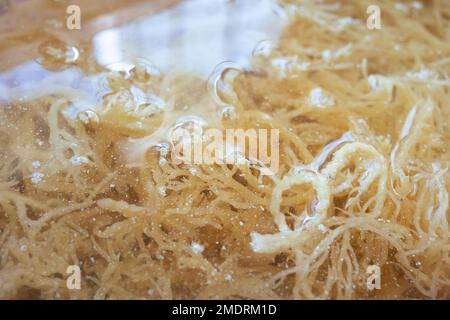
[77,109,100,127]
[128,58,161,81]
[220,105,237,120]
[36,39,80,71]
[252,40,275,57]
[207,61,242,120]
[105,58,161,82]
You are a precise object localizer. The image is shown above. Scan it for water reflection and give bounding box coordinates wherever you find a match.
[93,0,285,76]
[0,0,285,101]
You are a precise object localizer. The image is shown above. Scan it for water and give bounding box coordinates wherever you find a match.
[92,0,285,76]
[0,0,286,146]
